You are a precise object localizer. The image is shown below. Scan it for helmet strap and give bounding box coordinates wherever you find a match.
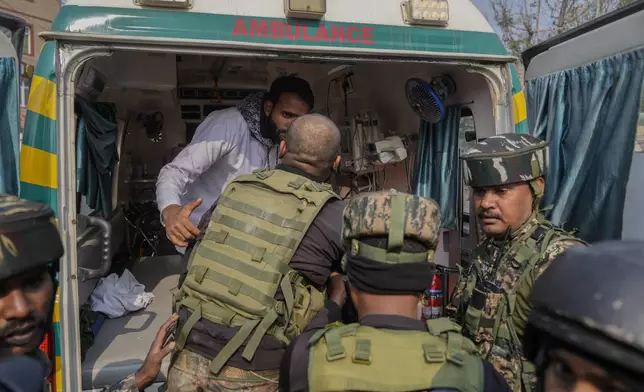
[529,179,544,210]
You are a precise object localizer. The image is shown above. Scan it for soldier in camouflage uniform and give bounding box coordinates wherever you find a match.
[280,190,511,392]
[0,194,176,391]
[446,134,586,392]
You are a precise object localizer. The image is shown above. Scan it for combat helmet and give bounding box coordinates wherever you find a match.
[341,189,441,265]
[523,241,644,379]
[461,134,548,200]
[0,194,64,280]
[341,190,441,294]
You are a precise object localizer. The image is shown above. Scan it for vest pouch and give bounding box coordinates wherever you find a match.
[464,307,482,339]
[475,289,504,350]
[448,271,478,324]
[521,360,537,392]
[285,280,326,340]
[463,283,488,338]
[446,272,468,318]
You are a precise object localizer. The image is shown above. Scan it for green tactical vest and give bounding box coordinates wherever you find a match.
[173,169,339,374]
[307,318,484,392]
[448,214,583,392]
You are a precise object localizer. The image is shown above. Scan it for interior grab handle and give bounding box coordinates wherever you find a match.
[77,215,112,282]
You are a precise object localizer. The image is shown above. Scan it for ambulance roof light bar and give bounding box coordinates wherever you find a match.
[401,0,449,27]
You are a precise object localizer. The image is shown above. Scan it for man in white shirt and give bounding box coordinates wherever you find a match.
[156,76,315,253]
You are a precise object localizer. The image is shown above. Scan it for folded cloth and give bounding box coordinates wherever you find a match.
[90,269,155,318]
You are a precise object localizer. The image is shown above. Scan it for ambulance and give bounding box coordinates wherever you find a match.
[19,0,527,390]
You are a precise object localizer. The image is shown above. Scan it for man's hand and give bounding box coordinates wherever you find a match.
[162,199,202,247]
[134,313,179,390]
[328,272,347,308]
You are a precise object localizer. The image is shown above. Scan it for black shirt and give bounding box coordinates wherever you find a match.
[0,353,48,392]
[280,311,512,392]
[180,165,345,370]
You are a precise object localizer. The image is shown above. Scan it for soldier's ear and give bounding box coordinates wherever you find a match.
[535,177,545,193]
[279,140,287,158]
[332,155,341,172]
[264,100,274,117]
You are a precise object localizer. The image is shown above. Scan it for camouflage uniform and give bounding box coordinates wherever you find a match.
[446,134,585,392]
[283,191,505,392]
[100,374,139,392]
[167,350,279,392]
[341,190,441,249]
[0,194,142,392]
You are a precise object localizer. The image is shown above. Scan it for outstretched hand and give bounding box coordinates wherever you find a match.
[134,313,179,390]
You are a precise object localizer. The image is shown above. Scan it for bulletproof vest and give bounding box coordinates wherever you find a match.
[307,318,484,392]
[173,169,339,374]
[447,214,582,392]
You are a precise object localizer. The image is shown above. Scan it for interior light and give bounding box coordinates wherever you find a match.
[134,0,193,9]
[401,0,449,26]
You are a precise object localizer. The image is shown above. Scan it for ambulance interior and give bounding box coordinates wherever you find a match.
[73,50,495,390]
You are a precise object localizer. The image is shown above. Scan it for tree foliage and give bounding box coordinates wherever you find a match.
[491,0,637,57]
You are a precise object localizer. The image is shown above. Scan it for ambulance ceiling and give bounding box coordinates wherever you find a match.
[176,55,340,88]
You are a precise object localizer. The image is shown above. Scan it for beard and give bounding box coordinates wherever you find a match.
[262,111,287,143]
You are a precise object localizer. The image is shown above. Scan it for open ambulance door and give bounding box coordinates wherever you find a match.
[521,0,644,242]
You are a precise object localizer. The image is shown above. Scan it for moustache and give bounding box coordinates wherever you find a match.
[0,316,45,339]
[478,209,503,221]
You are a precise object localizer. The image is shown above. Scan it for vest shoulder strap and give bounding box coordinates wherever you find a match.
[308,321,347,346]
[426,317,462,336]
[533,213,586,246]
[232,169,340,205]
[507,220,581,312]
[312,323,360,361]
[426,318,479,359]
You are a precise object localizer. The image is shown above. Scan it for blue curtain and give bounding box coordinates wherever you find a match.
[76,96,118,217]
[0,57,19,195]
[413,105,461,229]
[527,49,644,242]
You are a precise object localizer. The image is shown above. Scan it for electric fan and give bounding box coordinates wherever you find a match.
[405,75,456,124]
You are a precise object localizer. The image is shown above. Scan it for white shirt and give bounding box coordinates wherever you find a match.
[156,107,278,253]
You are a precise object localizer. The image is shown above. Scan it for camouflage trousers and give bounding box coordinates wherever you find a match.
[166,349,280,392]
